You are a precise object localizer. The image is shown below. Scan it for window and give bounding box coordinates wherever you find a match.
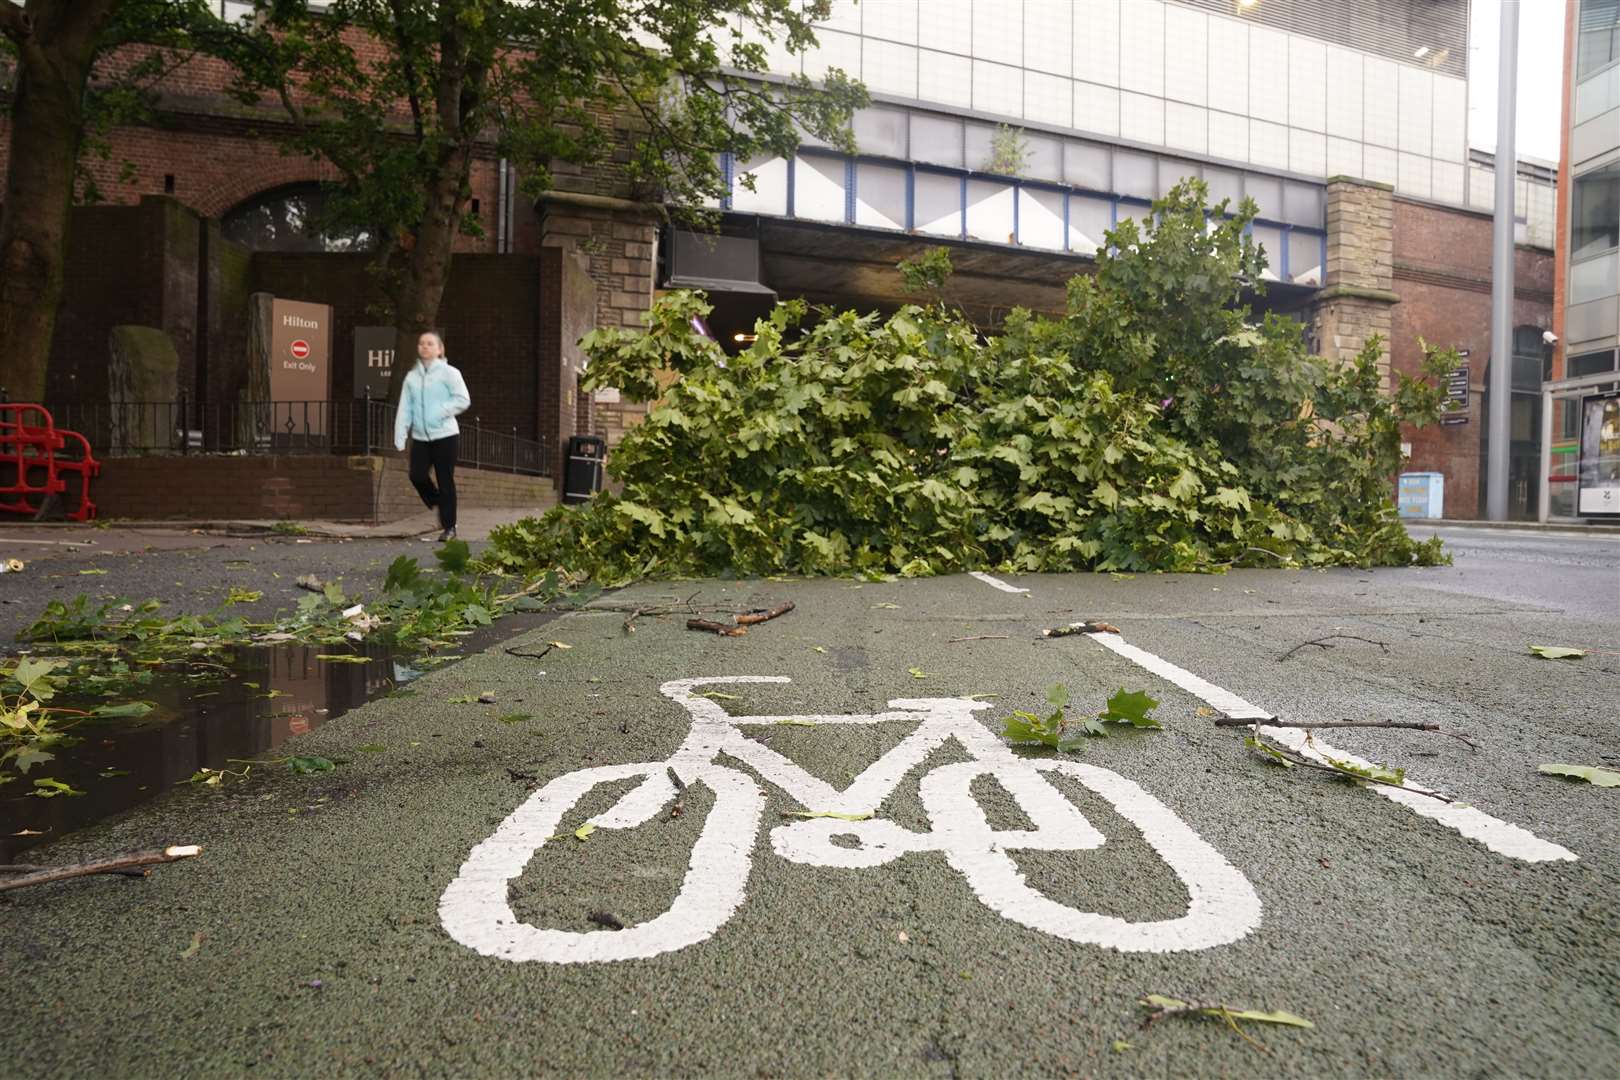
[221,184,375,252]
[1578,0,1620,79]
[1573,162,1620,260]
[1570,350,1619,377]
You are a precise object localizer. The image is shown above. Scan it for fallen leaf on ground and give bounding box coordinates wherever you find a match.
[781,810,874,821]
[179,932,204,959]
[1538,764,1620,787]
[574,823,596,841]
[1528,645,1586,660]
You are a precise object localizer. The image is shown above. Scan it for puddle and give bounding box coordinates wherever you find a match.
[1,611,556,861]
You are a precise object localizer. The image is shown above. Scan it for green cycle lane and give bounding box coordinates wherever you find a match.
[4,567,1617,1078]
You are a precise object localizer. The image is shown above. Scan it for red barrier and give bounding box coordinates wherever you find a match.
[0,404,100,522]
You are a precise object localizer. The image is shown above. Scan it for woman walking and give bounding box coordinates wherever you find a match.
[394,330,471,542]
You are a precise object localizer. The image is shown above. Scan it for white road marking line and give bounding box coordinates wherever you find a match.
[969,571,1029,594]
[1085,632,1578,864]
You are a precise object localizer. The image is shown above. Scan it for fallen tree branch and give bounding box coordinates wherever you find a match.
[622,607,646,635]
[948,634,1009,643]
[1242,729,1454,802]
[1278,634,1390,661]
[735,601,795,626]
[1215,716,1478,750]
[0,864,148,879]
[0,845,202,893]
[686,618,746,637]
[1043,621,1121,637]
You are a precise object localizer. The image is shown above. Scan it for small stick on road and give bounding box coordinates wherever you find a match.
[948,634,1010,643]
[735,601,795,626]
[1278,635,1390,661]
[1044,621,1121,637]
[686,618,746,637]
[1215,716,1479,750]
[0,845,201,893]
[0,864,149,879]
[623,607,646,635]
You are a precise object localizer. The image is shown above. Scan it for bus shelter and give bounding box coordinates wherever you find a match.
[1539,371,1620,523]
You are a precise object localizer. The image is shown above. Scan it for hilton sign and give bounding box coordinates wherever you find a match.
[268,298,333,434]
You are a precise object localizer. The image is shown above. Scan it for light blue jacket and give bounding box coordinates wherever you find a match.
[394,358,471,450]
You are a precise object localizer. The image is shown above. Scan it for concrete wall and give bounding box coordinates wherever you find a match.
[92,455,556,523]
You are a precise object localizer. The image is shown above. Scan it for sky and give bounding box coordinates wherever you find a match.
[1468,0,1570,164]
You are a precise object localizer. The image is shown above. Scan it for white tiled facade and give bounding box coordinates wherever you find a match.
[732,0,1553,243]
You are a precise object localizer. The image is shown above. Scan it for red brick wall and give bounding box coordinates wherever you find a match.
[1391,199,1556,518]
[93,455,556,523]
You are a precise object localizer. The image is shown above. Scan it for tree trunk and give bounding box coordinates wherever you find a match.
[0,0,121,402]
[384,149,472,408]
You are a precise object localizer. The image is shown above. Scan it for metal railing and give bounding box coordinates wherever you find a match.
[35,396,551,477]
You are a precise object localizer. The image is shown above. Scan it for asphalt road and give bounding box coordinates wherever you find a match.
[3,527,1618,1078]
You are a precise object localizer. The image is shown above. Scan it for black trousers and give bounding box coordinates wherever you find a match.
[408,434,458,529]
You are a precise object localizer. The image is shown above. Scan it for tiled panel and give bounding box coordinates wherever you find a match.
[972,0,1023,65]
[1398,151,1432,199]
[1018,187,1066,249]
[1289,128,1327,175]
[1024,0,1072,77]
[1121,91,1166,145]
[965,179,1017,242]
[1118,0,1165,97]
[1469,165,1495,211]
[1073,81,1121,137]
[1207,15,1248,116]
[1360,146,1399,187]
[1325,46,1363,140]
[1250,119,1290,170]
[1326,136,1362,179]
[1252,223,1284,280]
[1248,26,1290,125]
[1165,101,1209,155]
[918,0,972,55]
[918,49,974,108]
[1397,65,1433,156]
[730,155,789,216]
[854,162,908,229]
[1164,3,1208,106]
[1065,141,1111,190]
[912,113,964,167]
[1287,37,1326,131]
[973,59,1023,117]
[1210,110,1249,163]
[740,17,802,76]
[794,155,848,222]
[1069,193,1113,254]
[1432,75,1467,164]
[804,29,862,81]
[864,0,919,45]
[1363,56,1399,148]
[853,107,909,158]
[1023,132,1065,181]
[915,171,963,236]
[1024,71,1074,128]
[1073,0,1121,88]
[862,39,919,99]
[815,0,863,36]
[1431,159,1465,204]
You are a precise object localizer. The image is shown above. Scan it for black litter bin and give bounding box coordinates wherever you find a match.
[563,434,606,504]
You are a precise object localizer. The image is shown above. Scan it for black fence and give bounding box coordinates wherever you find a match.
[40,398,550,477]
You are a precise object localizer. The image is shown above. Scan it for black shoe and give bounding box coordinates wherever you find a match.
[438,526,456,543]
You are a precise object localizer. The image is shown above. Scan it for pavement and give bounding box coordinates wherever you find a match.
[2,525,1618,1078]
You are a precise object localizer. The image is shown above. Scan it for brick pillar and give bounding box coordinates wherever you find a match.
[537,194,659,452]
[1312,177,1400,385]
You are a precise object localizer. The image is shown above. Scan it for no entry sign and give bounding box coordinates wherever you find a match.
[290,339,311,360]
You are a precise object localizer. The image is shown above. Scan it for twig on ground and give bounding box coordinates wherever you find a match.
[505,644,556,660]
[1278,635,1390,661]
[735,601,795,626]
[0,845,201,893]
[1242,728,1454,802]
[1214,716,1478,750]
[948,634,1010,643]
[686,618,746,637]
[0,864,148,879]
[1043,621,1121,637]
[622,608,645,635]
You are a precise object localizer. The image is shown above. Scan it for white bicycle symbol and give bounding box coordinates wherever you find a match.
[440,676,1262,963]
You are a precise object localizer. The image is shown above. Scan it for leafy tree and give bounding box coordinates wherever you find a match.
[0,0,220,401]
[483,181,1451,582]
[220,0,866,401]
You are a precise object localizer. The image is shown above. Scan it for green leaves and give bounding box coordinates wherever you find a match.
[91,702,154,719]
[1539,764,1620,787]
[1528,645,1586,660]
[27,777,84,798]
[384,556,422,592]
[286,755,335,775]
[1098,689,1161,729]
[435,540,472,575]
[1139,994,1315,1030]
